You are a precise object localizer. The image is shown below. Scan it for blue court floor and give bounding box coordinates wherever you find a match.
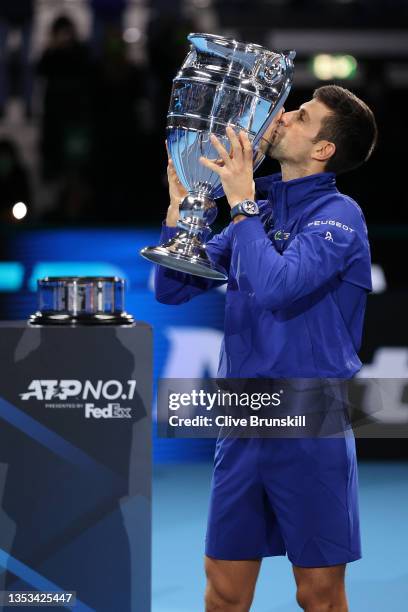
[153,461,408,611]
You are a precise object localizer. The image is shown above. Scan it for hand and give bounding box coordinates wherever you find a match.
[199,127,255,208]
[166,141,187,226]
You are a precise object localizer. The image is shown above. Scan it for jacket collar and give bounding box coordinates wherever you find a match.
[256,172,338,209]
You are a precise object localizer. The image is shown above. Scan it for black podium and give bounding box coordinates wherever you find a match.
[0,322,152,612]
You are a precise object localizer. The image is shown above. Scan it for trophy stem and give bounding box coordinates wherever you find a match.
[140,193,228,281]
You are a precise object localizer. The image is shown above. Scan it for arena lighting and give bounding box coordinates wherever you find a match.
[123,27,142,44]
[312,54,357,80]
[12,202,27,220]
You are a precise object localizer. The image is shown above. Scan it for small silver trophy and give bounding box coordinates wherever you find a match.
[140,33,295,280]
[29,277,134,325]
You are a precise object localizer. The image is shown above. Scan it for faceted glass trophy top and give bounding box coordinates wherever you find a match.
[140,33,295,281]
[186,33,295,93]
[167,34,295,198]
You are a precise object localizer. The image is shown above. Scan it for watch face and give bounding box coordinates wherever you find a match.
[242,200,259,214]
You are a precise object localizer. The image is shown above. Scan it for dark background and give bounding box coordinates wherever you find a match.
[0,3,406,223]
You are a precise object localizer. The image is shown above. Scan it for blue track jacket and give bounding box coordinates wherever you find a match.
[154,172,372,378]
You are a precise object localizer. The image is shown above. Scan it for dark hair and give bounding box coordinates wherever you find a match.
[51,15,76,35]
[313,85,378,175]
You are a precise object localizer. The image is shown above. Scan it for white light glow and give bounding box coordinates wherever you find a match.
[313,54,335,80]
[123,28,142,44]
[12,202,27,220]
[312,54,358,80]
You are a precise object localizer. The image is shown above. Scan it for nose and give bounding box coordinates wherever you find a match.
[277,107,285,123]
[280,110,293,126]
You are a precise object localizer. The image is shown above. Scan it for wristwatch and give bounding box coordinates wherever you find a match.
[230,199,259,220]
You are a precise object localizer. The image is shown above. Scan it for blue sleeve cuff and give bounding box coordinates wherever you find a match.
[160,220,179,242]
[232,216,268,243]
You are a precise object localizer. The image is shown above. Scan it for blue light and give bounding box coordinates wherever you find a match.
[29,262,127,292]
[0,262,24,291]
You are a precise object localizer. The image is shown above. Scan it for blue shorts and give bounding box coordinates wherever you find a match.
[205,435,362,567]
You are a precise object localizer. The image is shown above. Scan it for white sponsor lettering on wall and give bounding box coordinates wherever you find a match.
[357,348,408,424]
[163,327,223,378]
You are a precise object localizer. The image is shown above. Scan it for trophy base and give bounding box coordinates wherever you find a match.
[140,232,228,281]
[29,312,135,326]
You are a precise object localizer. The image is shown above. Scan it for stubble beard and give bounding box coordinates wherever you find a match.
[262,134,285,162]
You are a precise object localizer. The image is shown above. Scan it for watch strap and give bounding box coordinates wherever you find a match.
[230,200,259,220]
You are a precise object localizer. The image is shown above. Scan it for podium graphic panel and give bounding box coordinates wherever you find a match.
[0,322,152,612]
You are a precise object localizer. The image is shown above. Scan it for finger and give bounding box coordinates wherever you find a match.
[265,109,284,137]
[169,172,182,188]
[167,161,180,182]
[209,134,231,165]
[165,140,171,160]
[226,126,243,161]
[167,168,177,184]
[272,107,285,128]
[275,108,284,122]
[239,130,253,160]
[199,156,224,175]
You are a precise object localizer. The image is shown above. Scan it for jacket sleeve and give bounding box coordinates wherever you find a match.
[154,222,232,305]
[232,214,369,311]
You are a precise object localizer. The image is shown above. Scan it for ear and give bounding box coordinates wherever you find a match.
[312,140,336,163]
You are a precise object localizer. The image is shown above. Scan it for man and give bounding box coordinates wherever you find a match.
[155,85,378,611]
[0,0,34,118]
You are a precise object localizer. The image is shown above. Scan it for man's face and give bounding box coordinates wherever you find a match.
[261,98,333,165]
